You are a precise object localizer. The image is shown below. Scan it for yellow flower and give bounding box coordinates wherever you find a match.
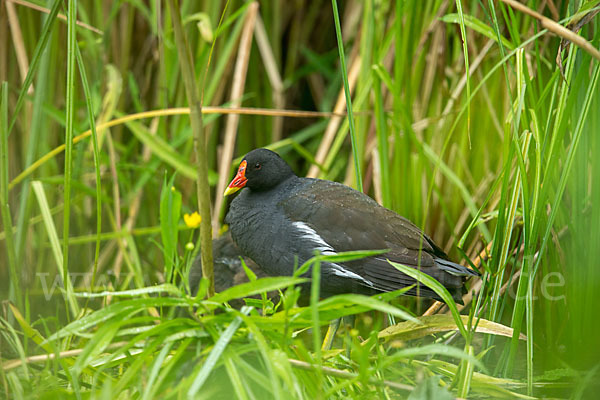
[184,211,202,228]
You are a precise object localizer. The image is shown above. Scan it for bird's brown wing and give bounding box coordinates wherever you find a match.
[279,180,470,300]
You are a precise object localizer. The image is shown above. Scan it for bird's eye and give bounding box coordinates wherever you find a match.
[255,162,261,170]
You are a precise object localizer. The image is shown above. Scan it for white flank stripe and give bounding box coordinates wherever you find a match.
[292,221,374,287]
[292,221,336,255]
[330,263,373,286]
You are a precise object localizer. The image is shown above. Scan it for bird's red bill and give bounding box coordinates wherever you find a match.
[224,160,248,196]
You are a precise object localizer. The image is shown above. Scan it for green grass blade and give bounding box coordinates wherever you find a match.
[224,352,251,400]
[43,297,188,343]
[208,276,308,305]
[74,283,182,298]
[331,0,362,191]
[1,82,21,311]
[380,343,487,374]
[441,13,514,50]
[310,257,322,369]
[388,260,468,339]
[167,0,215,297]
[62,0,78,321]
[31,181,79,317]
[74,45,102,307]
[187,306,252,396]
[7,0,62,136]
[454,0,471,146]
[160,175,182,283]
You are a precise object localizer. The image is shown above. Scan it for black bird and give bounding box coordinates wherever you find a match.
[224,148,479,303]
[189,232,278,308]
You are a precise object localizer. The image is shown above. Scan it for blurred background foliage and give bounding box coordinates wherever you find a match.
[1,0,599,398]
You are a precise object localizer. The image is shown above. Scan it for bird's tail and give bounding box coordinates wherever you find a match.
[434,257,481,277]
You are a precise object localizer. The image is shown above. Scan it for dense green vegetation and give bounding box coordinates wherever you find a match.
[1,0,599,398]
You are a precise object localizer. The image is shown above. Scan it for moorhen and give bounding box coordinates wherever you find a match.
[189,232,279,307]
[224,148,479,303]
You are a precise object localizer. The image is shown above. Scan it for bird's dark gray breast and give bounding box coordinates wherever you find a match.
[225,185,302,276]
